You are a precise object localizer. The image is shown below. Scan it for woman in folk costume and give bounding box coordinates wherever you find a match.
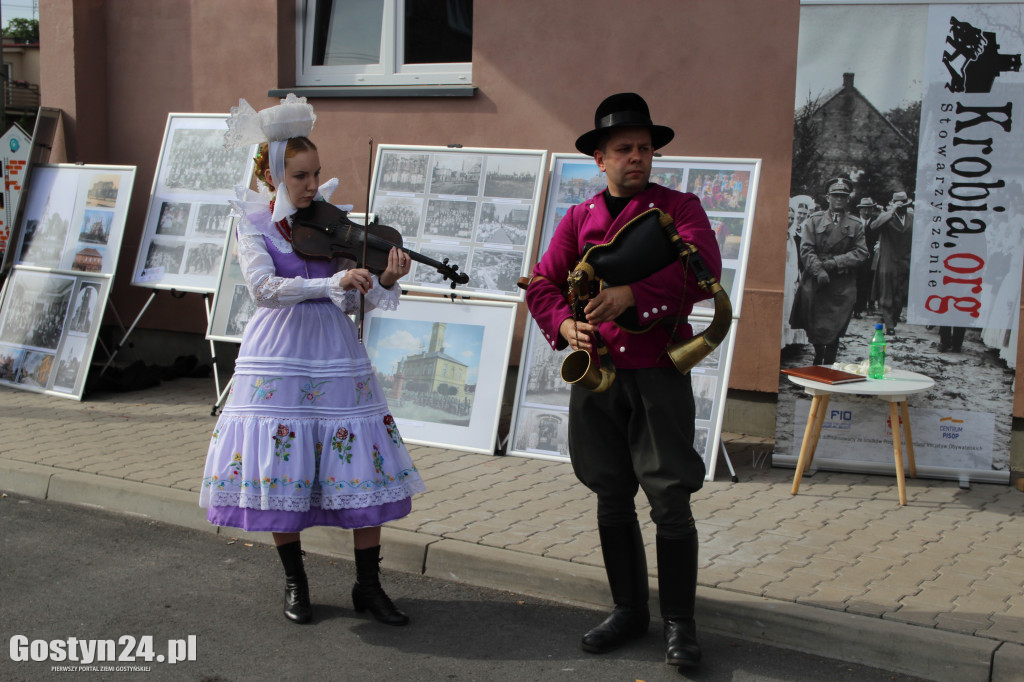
[200,94,425,626]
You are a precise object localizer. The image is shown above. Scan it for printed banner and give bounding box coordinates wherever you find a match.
[777,2,1016,482]
[790,397,996,477]
[0,124,31,264]
[909,4,1024,330]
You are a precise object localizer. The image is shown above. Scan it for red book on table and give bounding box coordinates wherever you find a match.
[781,365,867,385]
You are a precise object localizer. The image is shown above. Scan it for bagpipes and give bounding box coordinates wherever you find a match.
[539,208,732,393]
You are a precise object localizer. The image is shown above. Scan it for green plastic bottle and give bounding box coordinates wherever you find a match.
[868,323,886,379]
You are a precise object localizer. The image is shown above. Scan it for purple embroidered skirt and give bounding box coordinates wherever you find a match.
[199,300,425,532]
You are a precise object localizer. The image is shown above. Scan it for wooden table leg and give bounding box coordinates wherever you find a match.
[900,401,917,478]
[792,394,828,495]
[889,401,908,506]
[807,394,830,467]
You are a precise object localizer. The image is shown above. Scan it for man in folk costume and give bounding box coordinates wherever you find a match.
[869,190,915,335]
[793,177,868,365]
[523,93,721,669]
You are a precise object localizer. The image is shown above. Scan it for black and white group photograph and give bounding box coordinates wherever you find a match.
[85,174,119,208]
[183,242,225,277]
[467,248,524,294]
[143,239,185,275]
[0,271,73,352]
[481,154,539,200]
[477,202,530,246]
[162,128,250,194]
[67,281,100,334]
[194,203,234,238]
[423,198,476,240]
[377,151,429,193]
[429,154,482,196]
[373,196,423,239]
[155,200,191,236]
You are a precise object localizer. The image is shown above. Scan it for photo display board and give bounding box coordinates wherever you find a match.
[363,297,517,454]
[132,114,255,294]
[369,145,547,301]
[1,164,136,400]
[508,153,760,480]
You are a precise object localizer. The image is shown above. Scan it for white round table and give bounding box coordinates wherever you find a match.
[785,368,935,506]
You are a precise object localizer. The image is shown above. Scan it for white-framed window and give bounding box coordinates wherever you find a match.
[296,0,473,88]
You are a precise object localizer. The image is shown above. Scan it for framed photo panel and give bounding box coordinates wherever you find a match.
[0,268,110,400]
[131,114,255,293]
[363,297,517,454]
[508,153,759,479]
[369,145,547,301]
[12,164,135,277]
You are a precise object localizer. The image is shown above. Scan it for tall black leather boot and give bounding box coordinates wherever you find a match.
[352,545,409,626]
[657,533,701,667]
[580,522,650,653]
[276,540,312,624]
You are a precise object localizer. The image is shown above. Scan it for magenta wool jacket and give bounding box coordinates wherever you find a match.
[525,183,722,370]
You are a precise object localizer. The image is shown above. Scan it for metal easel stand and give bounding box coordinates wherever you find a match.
[211,375,234,417]
[99,289,163,375]
[718,441,739,483]
[100,289,225,408]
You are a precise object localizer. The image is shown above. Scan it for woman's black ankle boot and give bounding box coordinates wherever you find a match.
[276,540,312,624]
[352,545,409,626]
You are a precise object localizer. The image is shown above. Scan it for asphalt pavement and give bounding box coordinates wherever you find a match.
[1,493,931,681]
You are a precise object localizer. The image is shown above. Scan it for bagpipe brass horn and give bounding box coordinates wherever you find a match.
[560,339,615,393]
[666,281,733,374]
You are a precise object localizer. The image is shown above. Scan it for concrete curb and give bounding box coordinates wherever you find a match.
[0,458,1004,682]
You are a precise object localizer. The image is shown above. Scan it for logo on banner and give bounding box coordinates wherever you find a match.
[942,17,1021,93]
[824,408,854,430]
[938,415,964,440]
[910,7,1024,329]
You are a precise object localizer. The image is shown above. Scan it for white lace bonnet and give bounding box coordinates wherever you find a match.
[224,93,317,222]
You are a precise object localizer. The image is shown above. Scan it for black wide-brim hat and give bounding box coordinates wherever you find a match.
[574,92,675,156]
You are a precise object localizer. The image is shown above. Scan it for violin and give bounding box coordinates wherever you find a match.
[291,200,469,288]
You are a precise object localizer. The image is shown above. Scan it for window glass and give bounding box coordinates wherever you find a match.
[312,0,384,66]
[403,0,472,65]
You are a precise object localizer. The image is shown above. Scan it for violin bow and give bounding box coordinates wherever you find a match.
[358,137,373,343]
